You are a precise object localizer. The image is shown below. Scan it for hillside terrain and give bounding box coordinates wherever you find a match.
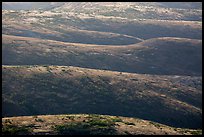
[2,2,202,135]
[2,114,202,135]
[2,65,202,129]
[2,2,202,45]
[2,35,202,76]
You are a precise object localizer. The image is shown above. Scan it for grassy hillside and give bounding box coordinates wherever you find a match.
[2,65,202,129]
[2,3,202,45]
[2,2,202,21]
[2,114,202,135]
[2,35,202,76]
[2,9,143,45]
[2,2,202,135]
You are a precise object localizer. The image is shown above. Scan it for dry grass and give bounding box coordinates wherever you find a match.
[2,114,201,135]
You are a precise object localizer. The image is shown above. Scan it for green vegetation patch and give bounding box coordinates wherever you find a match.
[2,125,32,135]
[177,128,202,135]
[188,130,202,135]
[111,117,123,123]
[53,114,118,135]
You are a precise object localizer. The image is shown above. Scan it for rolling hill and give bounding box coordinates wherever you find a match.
[2,2,202,135]
[2,114,202,135]
[2,35,202,76]
[2,65,202,129]
[2,2,202,45]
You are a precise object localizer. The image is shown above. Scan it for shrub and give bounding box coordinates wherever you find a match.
[54,123,91,135]
[2,125,31,135]
[111,117,123,123]
[66,116,75,120]
[53,115,117,135]
[87,119,114,127]
[124,121,135,125]
[178,129,202,135]
[189,130,202,135]
[149,121,160,128]
[5,119,12,124]
[35,118,44,122]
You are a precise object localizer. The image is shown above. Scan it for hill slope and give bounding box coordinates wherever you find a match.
[2,35,202,76]
[2,3,202,45]
[2,65,202,129]
[2,114,202,135]
[2,2,202,135]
